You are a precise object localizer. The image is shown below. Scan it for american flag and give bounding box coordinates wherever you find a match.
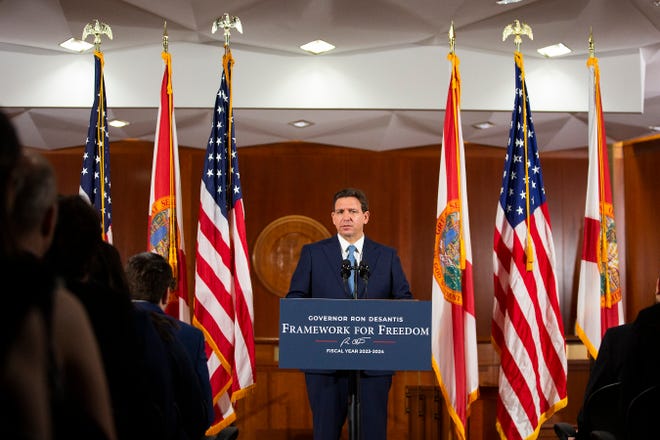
[492,52,567,440]
[148,51,189,322]
[575,54,623,359]
[431,51,479,440]
[192,49,255,434]
[80,50,113,243]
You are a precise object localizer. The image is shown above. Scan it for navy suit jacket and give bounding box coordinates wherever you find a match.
[286,235,413,376]
[134,301,214,427]
[287,235,413,301]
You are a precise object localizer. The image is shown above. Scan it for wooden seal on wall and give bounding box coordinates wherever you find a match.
[252,215,331,297]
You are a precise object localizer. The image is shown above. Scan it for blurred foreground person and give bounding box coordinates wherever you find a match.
[45,194,182,440]
[0,111,51,439]
[1,110,116,440]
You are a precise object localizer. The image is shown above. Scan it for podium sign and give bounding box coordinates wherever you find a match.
[279,298,431,371]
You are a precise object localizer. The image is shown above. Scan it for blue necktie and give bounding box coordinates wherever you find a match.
[347,245,356,294]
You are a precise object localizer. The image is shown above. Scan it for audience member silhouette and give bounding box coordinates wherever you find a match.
[563,278,660,440]
[1,111,116,440]
[573,323,631,439]
[0,111,52,439]
[126,251,213,439]
[619,277,660,429]
[44,194,184,440]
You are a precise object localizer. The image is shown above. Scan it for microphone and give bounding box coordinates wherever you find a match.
[358,260,370,281]
[341,259,352,281]
[358,260,370,298]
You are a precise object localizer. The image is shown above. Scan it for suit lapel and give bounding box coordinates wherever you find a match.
[321,237,351,297]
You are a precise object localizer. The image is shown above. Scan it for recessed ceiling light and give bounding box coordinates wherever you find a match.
[59,37,94,53]
[300,40,335,55]
[537,43,572,58]
[649,125,660,132]
[472,121,495,130]
[289,119,314,128]
[496,0,525,4]
[108,119,130,128]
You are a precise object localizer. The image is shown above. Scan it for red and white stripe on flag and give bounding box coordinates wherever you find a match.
[148,51,189,322]
[195,187,238,430]
[575,55,623,359]
[193,50,255,434]
[493,206,567,439]
[431,51,479,440]
[492,53,567,440]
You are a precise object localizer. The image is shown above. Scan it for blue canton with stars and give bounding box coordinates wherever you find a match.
[202,61,243,216]
[80,52,112,237]
[498,59,546,228]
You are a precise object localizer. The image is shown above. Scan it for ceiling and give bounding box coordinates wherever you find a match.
[2,0,660,152]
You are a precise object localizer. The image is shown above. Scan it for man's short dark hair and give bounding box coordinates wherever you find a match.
[333,188,369,213]
[125,252,175,304]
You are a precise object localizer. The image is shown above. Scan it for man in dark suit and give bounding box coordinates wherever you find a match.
[125,252,214,438]
[287,188,413,440]
[568,277,660,440]
[571,323,631,439]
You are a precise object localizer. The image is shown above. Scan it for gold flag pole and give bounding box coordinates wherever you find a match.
[447,21,465,271]
[82,19,113,238]
[503,20,535,271]
[587,29,612,302]
[160,20,178,280]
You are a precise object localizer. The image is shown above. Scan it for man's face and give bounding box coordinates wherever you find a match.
[331,196,369,243]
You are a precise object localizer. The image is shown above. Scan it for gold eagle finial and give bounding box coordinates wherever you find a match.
[212,13,243,47]
[502,19,533,51]
[82,19,113,51]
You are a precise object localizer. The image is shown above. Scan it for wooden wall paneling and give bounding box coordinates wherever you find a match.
[622,138,660,318]
[467,386,499,440]
[107,142,152,264]
[391,371,438,438]
[404,385,444,439]
[542,359,590,431]
[33,145,83,195]
[388,146,439,302]
[37,141,154,265]
[540,149,588,331]
[463,145,508,339]
[177,147,203,305]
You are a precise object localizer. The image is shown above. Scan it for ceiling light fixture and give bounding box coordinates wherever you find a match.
[472,121,495,130]
[108,119,130,128]
[496,0,525,4]
[649,125,660,132]
[300,39,335,55]
[537,43,572,58]
[289,119,314,128]
[59,37,94,53]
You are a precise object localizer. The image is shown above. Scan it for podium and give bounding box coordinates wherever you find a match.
[279,298,431,439]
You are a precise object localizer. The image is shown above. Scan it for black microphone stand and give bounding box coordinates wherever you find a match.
[341,258,370,440]
[348,262,360,440]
